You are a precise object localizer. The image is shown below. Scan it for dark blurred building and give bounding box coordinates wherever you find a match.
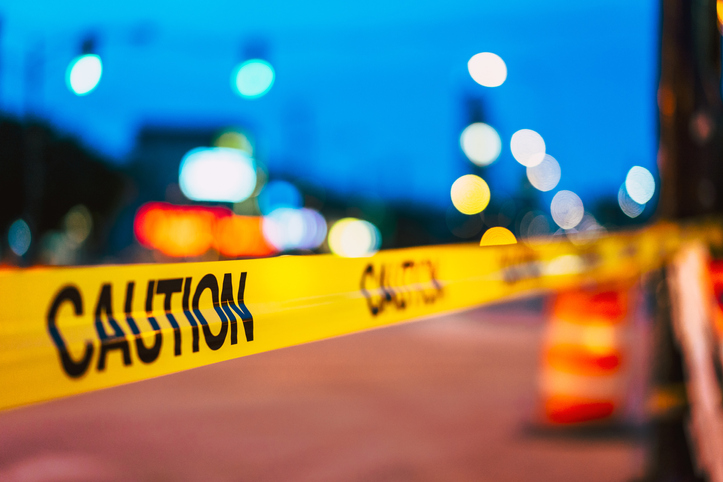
[0,117,126,264]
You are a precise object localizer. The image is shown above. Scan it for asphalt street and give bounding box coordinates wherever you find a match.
[0,299,645,481]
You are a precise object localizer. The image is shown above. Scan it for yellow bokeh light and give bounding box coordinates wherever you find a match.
[480,227,517,247]
[63,204,93,246]
[214,130,253,155]
[328,218,380,258]
[450,175,490,215]
[718,0,723,25]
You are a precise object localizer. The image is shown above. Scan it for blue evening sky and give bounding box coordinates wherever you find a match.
[0,0,658,211]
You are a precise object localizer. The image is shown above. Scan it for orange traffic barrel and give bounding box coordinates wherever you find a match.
[537,285,638,425]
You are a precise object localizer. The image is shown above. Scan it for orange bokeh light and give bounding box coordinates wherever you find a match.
[215,215,275,257]
[134,202,275,258]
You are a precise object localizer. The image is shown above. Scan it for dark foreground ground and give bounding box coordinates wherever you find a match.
[0,299,645,481]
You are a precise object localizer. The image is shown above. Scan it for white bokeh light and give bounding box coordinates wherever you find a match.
[511,129,546,167]
[66,54,103,96]
[526,154,561,192]
[262,208,327,252]
[618,185,645,218]
[262,208,301,251]
[179,147,257,203]
[625,166,655,204]
[550,190,584,229]
[295,209,327,249]
[232,59,275,98]
[460,123,502,166]
[467,52,507,87]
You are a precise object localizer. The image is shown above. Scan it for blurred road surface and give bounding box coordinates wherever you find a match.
[0,299,645,481]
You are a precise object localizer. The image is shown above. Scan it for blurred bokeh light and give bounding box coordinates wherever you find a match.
[467,52,507,87]
[526,154,561,192]
[8,219,31,256]
[178,147,257,203]
[618,185,645,218]
[232,59,275,99]
[134,203,220,257]
[134,202,279,258]
[510,129,546,167]
[216,214,275,257]
[550,190,584,229]
[328,218,380,258]
[66,54,103,96]
[460,122,502,166]
[262,207,327,252]
[479,226,517,246]
[63,205,93,246]
[451,175,491,215]
[214,129,254,155]
[624,166,655,204]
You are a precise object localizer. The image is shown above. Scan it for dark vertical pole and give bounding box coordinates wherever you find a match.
[658,0,723,217]
[645,0,723,479]
[644,270,704,480]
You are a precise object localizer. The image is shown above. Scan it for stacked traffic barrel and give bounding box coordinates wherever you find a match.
[538,285,638,425]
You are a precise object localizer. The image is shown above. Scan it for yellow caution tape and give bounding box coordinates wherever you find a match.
[0,222,719,411]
